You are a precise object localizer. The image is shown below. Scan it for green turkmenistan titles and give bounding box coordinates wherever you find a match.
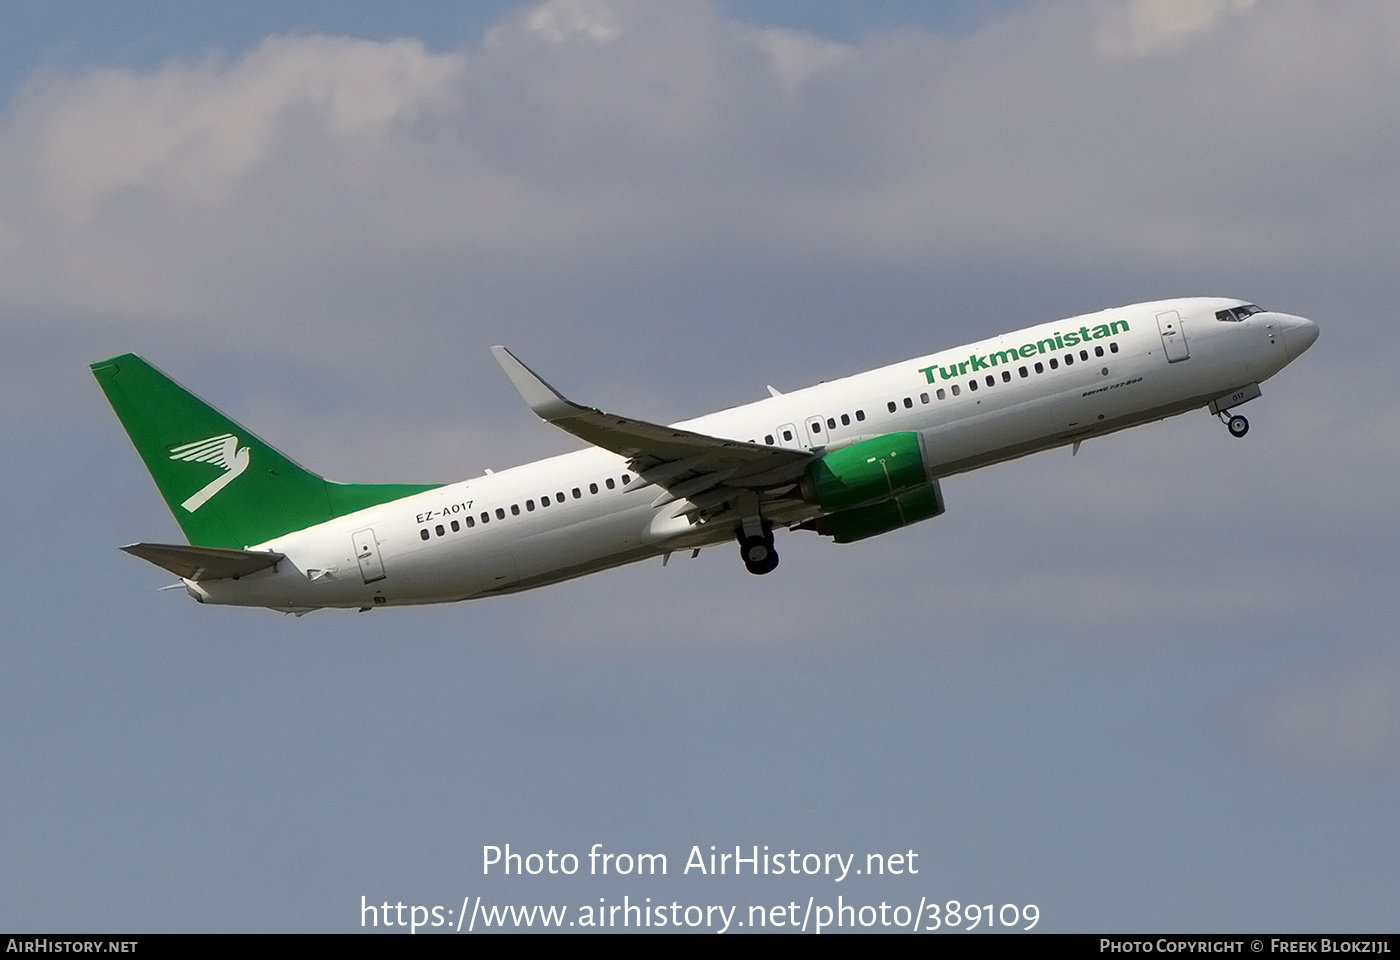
[917,319,1129,384]
[91,354,440,549]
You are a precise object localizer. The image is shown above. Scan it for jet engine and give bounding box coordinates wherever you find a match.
[796,432,945,543]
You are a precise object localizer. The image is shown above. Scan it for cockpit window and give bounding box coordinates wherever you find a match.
[1216,304,1264,322]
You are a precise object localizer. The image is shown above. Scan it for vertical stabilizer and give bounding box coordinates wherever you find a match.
[91,354,439,548]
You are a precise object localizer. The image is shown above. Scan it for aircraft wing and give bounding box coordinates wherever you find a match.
[492,347,813,519]
[122,542,285,581]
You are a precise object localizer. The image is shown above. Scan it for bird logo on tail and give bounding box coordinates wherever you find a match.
[169,434,251,512]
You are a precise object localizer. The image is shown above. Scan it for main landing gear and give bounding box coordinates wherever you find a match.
[736,520,779,575]
[1219,412,1249,438]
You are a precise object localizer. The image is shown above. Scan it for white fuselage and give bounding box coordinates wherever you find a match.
[187,297,1317,612]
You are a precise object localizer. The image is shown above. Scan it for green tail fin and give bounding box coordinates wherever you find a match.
[91,354,440,548]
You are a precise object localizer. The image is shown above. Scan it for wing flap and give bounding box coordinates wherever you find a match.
[121,542,285,582]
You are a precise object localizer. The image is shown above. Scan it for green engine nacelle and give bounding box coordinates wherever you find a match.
[798,432,946,543]
[801,431,930,511]
[815,483,945,543]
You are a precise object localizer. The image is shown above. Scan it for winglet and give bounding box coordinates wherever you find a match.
[491,346,581,421]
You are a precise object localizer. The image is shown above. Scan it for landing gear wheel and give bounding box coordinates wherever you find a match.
[738,534,779,575]
[1227,414,1249,438]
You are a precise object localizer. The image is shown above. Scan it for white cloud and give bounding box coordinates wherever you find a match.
[1231,660,1400,770]
[518,0,626,45]
[1095,0,1267,56]
[0,34,468,319]
[741,25,853,94]
[2,0,1399,345]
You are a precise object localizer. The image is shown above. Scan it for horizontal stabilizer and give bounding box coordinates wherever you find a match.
[121,542,285,582]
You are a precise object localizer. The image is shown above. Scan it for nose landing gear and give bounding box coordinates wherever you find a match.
[1209,384,1261,438]
[1220,412,1249,438]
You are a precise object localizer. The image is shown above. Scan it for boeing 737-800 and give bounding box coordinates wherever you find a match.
[93,297,1317,614]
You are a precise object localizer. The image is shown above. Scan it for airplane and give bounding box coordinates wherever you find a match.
[92,296,1318,614]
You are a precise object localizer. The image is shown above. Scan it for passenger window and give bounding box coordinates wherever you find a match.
[840,414,850,426]
[526,500,535,512]
[968,380,978,392]
[856,410,865,421]
[903,397,913,409]
[465,516,475,528]
[782,429,793,441]
[539,496,549,508]
[590,483,599,494]
[510,504,520,516]
[887,401,897,413]
[920,393,929,404]
[1110,342,1119,353]
[765,435,774,445]
[496,508,505,520]
[1095,345,1104,357]
[1035,362,1044,374]
[1064,354,1074,365]
[557,491,565,501]
[572,488,581,499]
[451,520,460,532]
[622,475,630,484]
[606,478,616,490]
[420,529,429,541]
[827,417,836,430]
[951,384,960,396]
[936,388,946,400]
[1080,349,1088,361]
[1019,366,1028,378]
[985,375,994,387]
[811,421,822,433]
[480,512,490,524]
[1049,358,1059,369]
[435,524,445,537]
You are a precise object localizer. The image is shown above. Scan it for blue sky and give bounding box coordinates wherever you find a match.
[2,0,1397,934]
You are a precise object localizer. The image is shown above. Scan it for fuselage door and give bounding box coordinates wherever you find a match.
[805,416,828,448]
[352,527,387,583]
[776,423,803,449]
[1156,310,1190,362]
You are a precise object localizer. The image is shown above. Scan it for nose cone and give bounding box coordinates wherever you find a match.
[1281,315,1319,362]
